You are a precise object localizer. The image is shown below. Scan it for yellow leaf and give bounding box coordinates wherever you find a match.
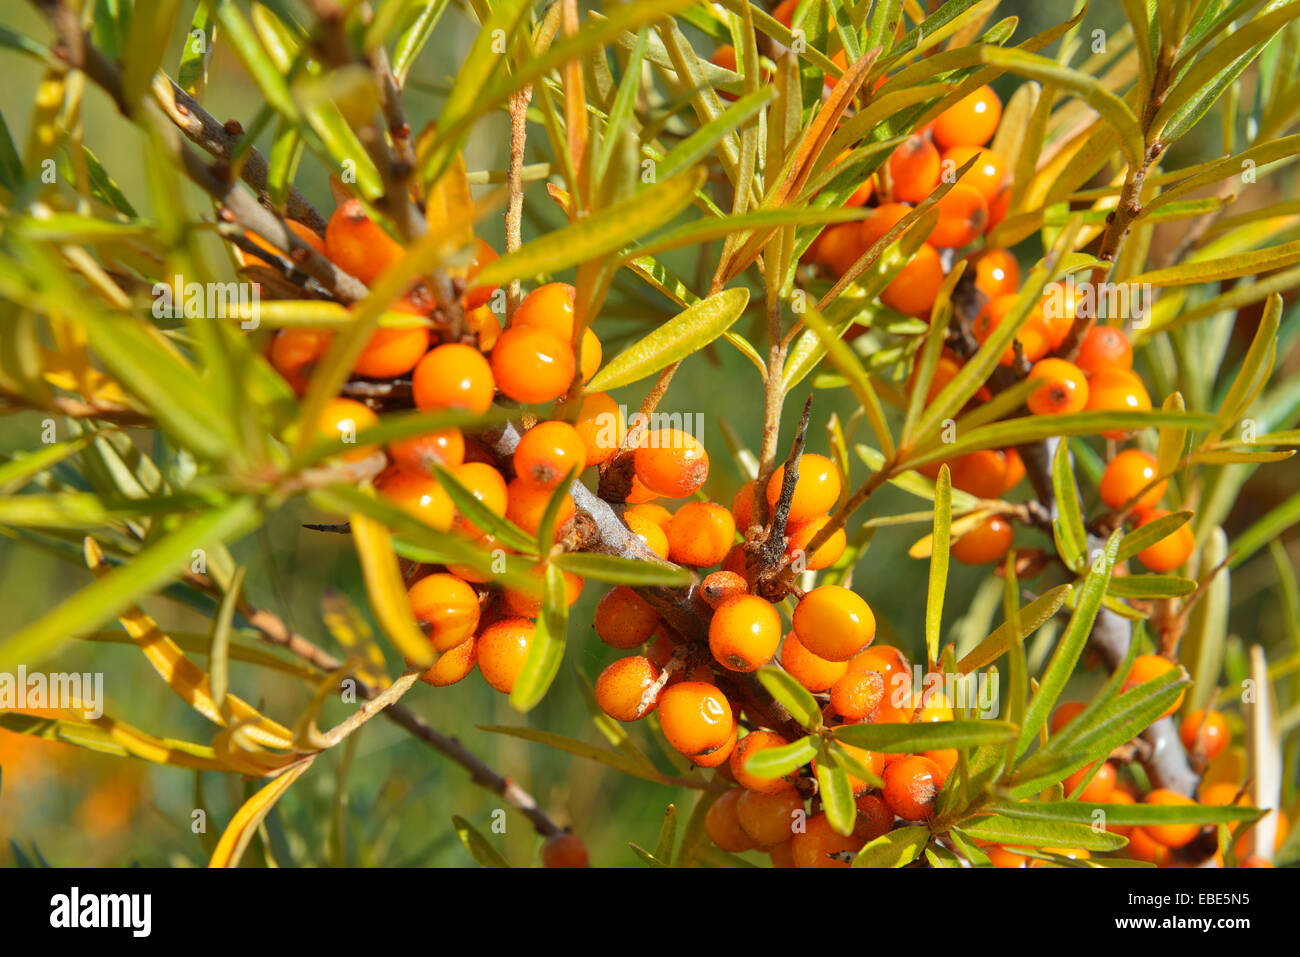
[209,758,316,868]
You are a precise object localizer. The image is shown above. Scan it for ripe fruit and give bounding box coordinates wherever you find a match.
[1063,760,1117,802]
[476,618,535,693]
[353,323,430,379]
[1003,448,1025,491]
[941,146,1007,204]
[1027,358,1089,415]
[1134,508,1195,572]
[973,293,1053,366]
[541,832,588,868]
[792,812,858,868]
[737,788,803,848]
[413,343,495,414]
[1075,325,1133,374]
[829,670,884,721]
[624,508,669,558]
[1085,368,1152,438]
[490,325,575,403]
[709,595,782,672]
[816,221,868,276]
[424,636,477,687]
[593,586,660,649]
[792,585,876,662]
[573,392,625,466]
[504,476,574,537]
[929,182,988,249]
[317,397,379,461]
[448,461,508,538]
[701,570,748,609]
[932,85,1002,150]
[502,567,583,618]
[971,247,1020,299]
[888,135,941,203]
[513,421,586,490]
[986,845,1029,868]
[785,515,846,570]
[325,199,404,284]
[854,793,894,842]
[948,449,1008,500]
[882,755,943,821]
[765,453,841,524]
[950,514,1014,564]
[658,681,735,757]
[730,730,797,794]
[595,656,662,721]
[511,283,601,383]
[633,429,710,498]
[376,467,454,531]
[881,242,944,317]
[462,238,499,310]
[1049,701,1086,735]
[269,328,331,393]
[389,428,465,476]
[1099,449,1165,511]
[848,645,912,703]
[243,219,326,268]
[1123,654,1185,717]
[779,632,848,692]
[1180,709,1229,760]
[1143,789,1201,848]
[860,202,925,249]
[705,789,753,852]
[731,480,760,531]
[408,573,480,651]
[667,501,736,567]
[691,724,738,768]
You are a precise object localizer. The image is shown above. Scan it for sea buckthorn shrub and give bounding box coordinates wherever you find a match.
[0,0,1297,873]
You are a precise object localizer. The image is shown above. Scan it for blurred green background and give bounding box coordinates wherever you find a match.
[0,0,1296,866]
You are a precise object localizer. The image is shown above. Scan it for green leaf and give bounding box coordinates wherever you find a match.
[208,0,300,122]
[451,815,510,867]
[654,804,678,863]
[794,306,895,460]
[177,2,215,98]
[391,0,453,85]
[478,725,699,788]
[656,87,773,182]
[552,552,694,586]
[742,735,818,779]
[628,842,670,867]
[1116,511,1194,563]
[832,720,1017,753]
[926,465,952,666]
[957,814,1127,851]
[1107,575,1198,599]
[1183,528,1229,713]
[121,0,182,107]
[509,564,569,712]
[587,287,750,391]
[429,464,536,554]
[957,585,1072,673]
[0,436,96,494]
[755,667,823,731]
[1130,243,1300,287]
[1051,439,1087,571]
[987,799,1262,828]
[852,825,929,868]
[1229,490,1300,568]
[816,742,857,836]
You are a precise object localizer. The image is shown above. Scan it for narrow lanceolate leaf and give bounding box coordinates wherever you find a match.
[349,508,435,668]
[509,564,569,712]
[1130,244,1300,287]
[391,0,453,85]
[121,0,182,106]
[430,464,536,553]
[1183,528,1229,713]
[755,668,823,731]
[1051,439,1087,571]
[1017,531,1121,757]
[1155,392,1188,477]
[552,552,694,586]
[1216,293,1282,436]
[177,3,215,98]
[832,720,1017,753]
[477,725,700,788]
[957,814,1127,851]
[451,815,511,868]
[1107,575,1197,599]
[816,742,857,836]
[926,465,952,666]
[743,735,818,779]
[1229,491,1300,568]
[795,306,895,460]
[988,799,1262,828]
[588,287,750,392]
[1115,511,1194,564]
[654,804,678,863]
[0,435,96,494]
[209,759,315,868]
[852,826,930,868]
[207,0,299,122]
[474,169,705,288]
[957,585,1072,673]
[0,499,259,672]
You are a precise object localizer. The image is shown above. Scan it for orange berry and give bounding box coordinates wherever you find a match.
[595,655,662,722]
[861,202,927,249]
[780,632,848,692]
[658,681,735,757]
[700,570,748,609]
[1063,760,1117,802]
[730,480,760,532]
[1134,508,1195,573]
[705,788,754,852]
[464,304,501,352]
[1127,826,1170,864]
[514,420,586,490]
[423,635,477,687]
[376,467,454,531]
[731,729,798,794]
[792,812,858,868]
[490,325,575,404]
[1102,788,1137,838]
[502,566,583,618]
[462,238,500,310]
[408,573,481,651]
[1038,284,1082,349]
[854,793,894,843]
[625,502,672,532]
[1075,324,1133,375]
[929,182,988,248]
[1099,449,1165,511]
[848,645,912,710]
[971,247,1020,299]
[932,85,1002,150]
[1180,709,1229,761]
[512,283,601,383]
[709,595,782,672]
[593,585,660,649]
[1002,448,1025,492]
[769,840,797,868]
[888,135,941,204]
[973,294,1053,366]
[1085,368,1152,439]
[1049,701,1087,735]
[1143,789,1201,849]
[504,476,574,538]
[950,514,1014,565]
[445,533,502,584]
[540,831,588,868]
[325,199,404,285]
[829,670,884,721]
[882,754,943,821]
[1027,358,1089,415]
[941,146,1007,204]
[316,397,379,461]
[882,242,945,317]
[816,221,868,277]
[476,617,535,693]
[785,515,846,570]
[353,323,430,379]
[737,788,804,848]
[986,845,1029,868]
[573,392,625,466]
[449,461,508,538]
[388,428,465,476]
[923,748,958,785]
[625,508,669,558]
[690,723,738,767]
[792,585,876,662]
[269,328,331,393]
[242,219,326,268]
[765,453,841,524]
[412,343,495,414]
[1123,654,1185,717]
[948,449,1008,499]
[625,475,661,504]
[667,501,736,567]
[633,429,710,498]
[772,0,798,27]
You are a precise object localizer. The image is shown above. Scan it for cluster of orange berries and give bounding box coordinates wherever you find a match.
[977,693,1285,868]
